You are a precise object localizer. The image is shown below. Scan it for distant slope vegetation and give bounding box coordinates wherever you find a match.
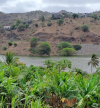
[0,11,52,26]
[0,10,100,56]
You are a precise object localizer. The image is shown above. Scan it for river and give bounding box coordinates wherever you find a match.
[0,55,99,74]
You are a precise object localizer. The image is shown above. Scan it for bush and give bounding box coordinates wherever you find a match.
[37,42,51,56]
[39,15,45,22]
[8,41,13,46]
[57,41,73,50]
[35,23,38,27]
[14,43,17,47]
[18,24,25,31]
[60,48,76,56]
[57,19,64,26]
[29,48,37,54]
[81,25,89,32]
[47,22,52,26]
[72,13,79,19]
[92,14,99,20]
[3,47,7,50]
[73,44,82,50]
[11,24,16,30]
[30,37,38,47]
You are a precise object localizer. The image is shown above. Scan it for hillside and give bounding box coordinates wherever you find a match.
[0,10,52,26]
[0,16,100,56]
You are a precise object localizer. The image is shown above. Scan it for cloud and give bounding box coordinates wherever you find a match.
[0,0,100,13]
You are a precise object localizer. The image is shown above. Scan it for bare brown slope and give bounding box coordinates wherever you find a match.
[0,17,100,56]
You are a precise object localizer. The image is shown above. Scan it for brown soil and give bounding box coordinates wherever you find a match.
[1,17,100,56]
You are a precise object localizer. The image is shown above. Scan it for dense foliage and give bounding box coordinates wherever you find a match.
[0,55,100,108]
[30,37,38,47]
[73,44,82,50]
[57,19,64,26]
[57,41,73,50]
[37,42,51,56]
[81,25,89,32]
[60,48,76,56]
[72,13,79,19]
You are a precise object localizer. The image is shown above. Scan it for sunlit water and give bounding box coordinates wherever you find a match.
[0,55,99,74]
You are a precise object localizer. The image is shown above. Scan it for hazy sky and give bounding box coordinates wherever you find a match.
[0,0,100,13]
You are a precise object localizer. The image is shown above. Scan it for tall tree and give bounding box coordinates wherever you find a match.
[88,53,99,73]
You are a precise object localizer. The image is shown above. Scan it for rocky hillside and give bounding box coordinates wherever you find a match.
[0,16,100,56]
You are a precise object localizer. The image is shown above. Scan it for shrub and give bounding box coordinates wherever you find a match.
[14,43,17,47]
[73,44,82,50]
[29,48,37,54]
[57,41,73,50]
[35,23,38,27]
[57,19,64,26]
[39,15,45,22]
[30,37,38,47]
[8,41,13,46]
[72,13,79,19]
[60,48,76,56]
[18,24,25,31]
[37,42,51,56]
[3,47,7,50]
[81,25,89,32]
[11,24,16,30]
[92,14,99,20]
[47,22,52,26]
[41,22,45,27]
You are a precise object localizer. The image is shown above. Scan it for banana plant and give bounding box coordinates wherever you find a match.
[75,74,100,108]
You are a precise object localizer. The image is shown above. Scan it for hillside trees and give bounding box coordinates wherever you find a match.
[72,13,79,19]
[81,25,89,32]
[92,14,99,20]
[39,15,45,22]
[57,19,64,26]
[37,42,51,56]
[30,37,38,47]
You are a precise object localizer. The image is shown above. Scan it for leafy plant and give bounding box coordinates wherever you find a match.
[30,37,38,47]
[57,41,73,50]
[37,42,51,56]
[81,25,89,32]
[3,47,7,50]
[8,41,13,46]
[14,43,17,47]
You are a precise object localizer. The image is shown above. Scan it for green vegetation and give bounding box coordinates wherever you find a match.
[60,48,76,56]
[5,52,19,65]
[37,42,51,56]
[11,19,29,30]
[57,41,73,49]
[73,44,82,50]
[88,53,99,72]
[8,41,13,46]
[47,22,52,26]
[57,19,64,26]
[92,14,99,20]
[0,53,100,108]
[14,43,17,47]
[30,37,38,47]
[81,25,89,32]
[72,13,79,19]
[35,23,38,27]
[3,46,7,50]
[39,15,45,22]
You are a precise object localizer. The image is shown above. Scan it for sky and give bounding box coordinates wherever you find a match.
[0,0,100,13]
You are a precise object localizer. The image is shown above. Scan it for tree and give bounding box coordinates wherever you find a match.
[39,15,45,22]
[60,48,76,56]
[18,24,25,31]
[72,13,79,19]
[57,41,73,50]
[30,37,38,47]
[92,14,99,20]
[16,19,22,26]
[37,42,51,56]
[73,44,82,51]
[88,53,99,73]
[81,25,89,32]
[57,19,64,26]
